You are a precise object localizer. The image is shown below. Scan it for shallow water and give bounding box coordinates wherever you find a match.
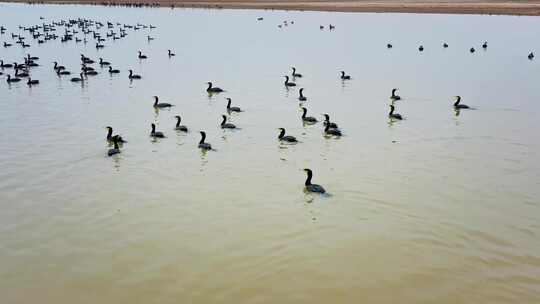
[1,3,540,303]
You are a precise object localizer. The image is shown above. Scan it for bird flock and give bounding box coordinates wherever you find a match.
[1,13,535,194]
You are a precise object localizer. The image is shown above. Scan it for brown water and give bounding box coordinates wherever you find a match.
[1,3,540,303]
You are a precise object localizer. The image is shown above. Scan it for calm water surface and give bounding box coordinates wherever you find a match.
[1,3,540,303]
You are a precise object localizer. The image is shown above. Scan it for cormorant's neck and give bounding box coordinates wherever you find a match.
[207,83,212,90]
[200,133,206,144]
[221,116,226,125]
[227,99,231,108]
[454,98,460,106]
[299,90,304,97]
[279,129,285,139]
[113,140,119,149]
[305,172,312,186]
[389,107,394,115]
[176,117,180,127]
[107,128,112,139]
[151,125,156,133]
[302,109,307,118]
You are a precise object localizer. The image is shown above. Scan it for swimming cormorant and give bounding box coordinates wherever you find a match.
[291,67,303,78]
[391,88,401,101]
[174,116,188,132]
[324,123,342,136]
[206,82,224,93]
[107,137,121,157]
[226,98,242,112]
[453,96,469,109]
[198,131,212,150]
[322,114,338,129]
[389,104,403,120]
[303,168,326,193]
[340,71,351,80]
[298,88,307,101]
[153,96,173,108]
[284,76,296,87]
[220,115,236,129]
[108,66,120,74]
[128,70,141,79]
[301,107,317,123]
[278,128,297,143]
[150,123,165,138]
[70,73,84,82]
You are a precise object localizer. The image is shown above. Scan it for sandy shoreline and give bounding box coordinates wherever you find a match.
[3,0,540,16]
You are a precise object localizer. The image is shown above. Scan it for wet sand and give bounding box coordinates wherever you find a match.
[3,0,540,15]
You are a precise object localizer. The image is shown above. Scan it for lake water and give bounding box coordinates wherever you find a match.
[1,3,540,303]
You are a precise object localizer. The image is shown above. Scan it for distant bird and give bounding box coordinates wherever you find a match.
[303,168,326,193]
[1,60,13,68]
[528,52,534,60]
[107,137,121,157]
[390,88,401,101]
[301,107,317,123]
[174,116,188,132]
[298,88,307,101]
[150,123,165,138]
[84,69,98,76]
[70,73,84,82]
[453,96,470,109]
[470,47,475,53]
[324,123,342,136]
[319,25,324,30]
[53,61,65,71]
[147,35,154,41]
[419,45,424,52]
[99,58,110,65]
[153,96,173,108]
[138,51,147,59]
[387,43,393,49]
[322,114,338,129]
[6,74,21,83]
[26,78,39,86]
[168,49,175,57]
[329,24,335,30]
[226,98,242,112]
[291,67,302,78]
[206,82,224,93]
[198,131,212,150]
[15,70,30,78]
[108,66,120,74]
[284,76,296,87]
[220,115,236,129]
[105,126,126,143]
[340,71,351,80]
[482,41,488,49]
[389,104,403,120]
[128,69,141,79]
[3,42,12,47]
[443,42,449,48]
[278,128,297,143]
